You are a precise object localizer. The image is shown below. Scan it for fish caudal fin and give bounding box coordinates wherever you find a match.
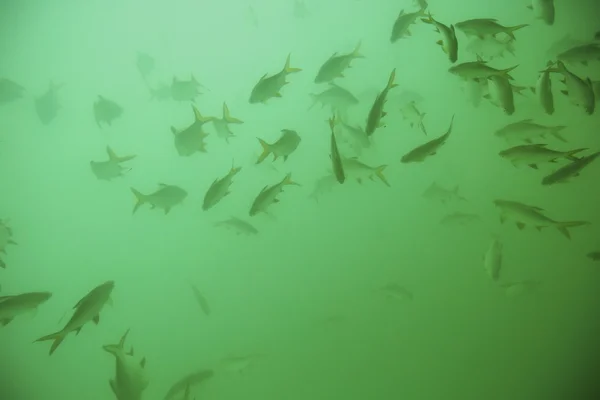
[130,188,147,214]
[551,126,567,142]
[283,54,302,74]
[386,68,398,90]
[375,165,390,186]
[223,103,243,124]
[282,173,300,187]
[352,40,364,58]
[566,148,587,161]
[192,105,214,123]
[501,65,519,80]
[34,331,66,355]
[505,24,528,40]
[256,139,272,164]
[557,221,589,239]
[106,146,136,163]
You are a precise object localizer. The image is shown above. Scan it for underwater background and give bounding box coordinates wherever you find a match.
[1,0,600,399]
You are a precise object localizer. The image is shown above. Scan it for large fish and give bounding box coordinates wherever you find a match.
[34,82,63,125]
[0,291,52,326]
[532,63,555,115]
[171,106,215,156]
[256,129,301,163]
[309,83,359,116]
[549,61,595,115]
[328,116,345,184]
[315,41,363,83]
[527,0,555,25]
[486,75,515,115]
[163,370,214,400]
[541,151,600,185]
[499,143,585,169]
[249,54,301,104]
[34,281,114,355]
[93,95,123,127]
[365,69,397,136]
[401,114,454,163]
[454,19,528,40]
[131,184,187,215]
[449,60,518,81]
[557,43,600,66]
[103,329,149,400]
[249,173,299,216]
[390,8,427,42]
[494,119,567,143]
[202,165,242,211]
[341,157,389,186]
[90,146,136,181]
[421,13,458,63]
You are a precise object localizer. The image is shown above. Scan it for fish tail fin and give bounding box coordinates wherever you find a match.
[222,103,243,124]
[34,331,66,355]
[230,160,242,175]
[420,11,434,24]
[103,328,130,355]
[506,24,528,40]
[130,188,147,214]
[256,139,272,164]
[557,221,589,239]
[192,105,214,123]
[375,165,390,187]
[282,173,300,187]
[283,54,302,74]
[106,146,136,163]
[551,126,567,142]
[566,148,587,161]
[501,65,519,80]
[352,40,364,58]
[386,68,398,90]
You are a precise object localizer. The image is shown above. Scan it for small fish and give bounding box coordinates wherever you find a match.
[136,52,155,81]
[93,95,123,127]
[541,151,600,185]
[390,7,427,43]
[485,75,515,115]
[527,0,555,26]
[483,238,502,281]
[0,291,52,326]
[34,281,114,355]
[214,217,259,235]
[249,54,301,104]
[171,75,204,102]
[249,174,299,216]
[493,199,589,239]
[163,370,214,400]
[365,69,398,136]
[399,101,427,134]
[549,61,595,115]
[256,129,301,163]
[421,13,458,63]
[190,284,210,316]
[401,114,454,163]
[494,119,567,143]
[103,329,149,400]
[557,43,600,66]
[532,62,555,115]
[131,184,188,215]
[171,106,215,157]
[341,157,389,186]
[308,174,338,202]
[422,182,467,204]
[90,146,136,181]
[328,116,345,184]
[219,354,265,375]
[202,164,242,211]
[0,219,17,259]
[498,143,585,169]
[587,251,600,261]
[309,83,359,116]
[211,103,243,143]
[0,78,25,104]
[501,280,542,297]
[440,212,480,226]
[35,82,63,125]
[449,60,518,81]
[454,18,528,40]
[465,36,515,61]
[315,41,364,83]
[149,82,172,101]
[378,283,413,301]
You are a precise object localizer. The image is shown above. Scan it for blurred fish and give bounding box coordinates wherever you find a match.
[341,157,389,186]
[131,184,188,215]
[136,52,155,82]
[390,8,427,43]
[493,199,589,239]
[211,103,243,143]
[103,329,149,400]
[219,354,265,375]
[593,80,600,102]
[0,219,17,260]
[455,19,528,41]
[249,173,299,216]
[214,217,258,235]
[149,82,172,101]
[90,146,136,181]
[249,54,301,104]
[421,12,458,63]
[549,61,595,115]
[501,280,542,297]
[315,41,363,83]
[34,280,114,355]
[171,106,215,156]
[171,75,205,102]
[462,79,487,107]
[498,143,585,169]
[532,62,555,115]
[0,291,52,326]
[595,31,600,41]
[527,0,555,26]
[494,119,567,143]
[587,251,600,261]
[449,60,518,81]
[337,116,370,151]
[163,370,214,400]
[309,83,359,116]
[190,284,210,316]
[422,182,467,204]
[399,101,427,134]
[557,43,600,66]
[308,174,337,202]
[202,164,242,211]
[328,116,345,184]
[440,211,480,226]
[541,151,600,185]
[256,129,301,163]
[545,34,587,59]
[485,75,515,115]
[0,78,25,104]
[401,114,454,163]
[378,283,413,301]
[34,82,63,125]
[365,69,397,136]
[293,0,311,19]
[483,238,502,281]
[465,36,515,60]
[93,95,123,127]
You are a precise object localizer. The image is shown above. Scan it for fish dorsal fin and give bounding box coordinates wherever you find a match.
[158,183,169,188]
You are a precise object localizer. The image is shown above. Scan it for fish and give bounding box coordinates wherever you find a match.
[93,96,123,127]
[545,34,587,59]
[532,62,555,115]
[421,13,458,63]
[293,0,311,19]
[309,83,359,116]
[493,199,589,239]
[494,119,567,143]
[337,116,370,151]
[485,75,515,115]
[131,184,188,215]
[449,60,518,81]
[422,182,467,204]
[541,151,600,185]
[315,41,363,83]
[90,146,136,181]
[219,354,265,375]
[0,219,17,259]
[328,116,345,184]
[399,101,427,134]
[103,329,149,400]
[454,19,528,40]
[365,69,398,136]
[498,144,585,169]
[557,43,600,66]
[549,61,595,115]
[163,370,214,400]
[483,238,502,281]
[171,106,215,156]
[378,283,413,301]
[390,7,427,43]
[527,0,555,26]
[341,157,389,186]
[401,114,454,163]
[34,82,63,125]
[202,164,242,211]
[249,54,301,104]
[0,78,25,104]
[308,174,338,202]
[149,82,172,101]
[171,75,204,102]
[136,52,155,81]
[189,284,210,316]
[214,217,259,235]
[249,173,299,216]
[587,251,600,261]
[34,280,114,355]
[0,291,52,326]
[210,103,243,143]
[440,212,480,226]
[465,36,515,61]
[256,129,301,163]
[462,79,487,107]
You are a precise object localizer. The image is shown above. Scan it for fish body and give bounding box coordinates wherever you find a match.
[486,75,515,114]
[365,69,398,136]
[557,43,600,66]
[315,41,363,83]
[93,96,123,127]
[337,118,370,151]
[422,182,466,204]
[494,119,566,143]
[214,217,259,235]
[171,106,214,156]
[190,284,210,315]
[493,199,588,239]
[249,174,298,216]
[202,165,241,211]
[308,174,338,202]
[401,115,454,163]
[249,54,301,103]
[35,281,114,355]
[256,129,301,163]
[462,79,487,107]
[449,61,518,81]
[90,146,136,181]
[341,157,389,186]
[483,238,502,281]
[541,151,600,185]
[35,82,63,125]
[499,144,585,168]
[455,18,528,40]
[171,75,203,102]
[211,103,243,143]
[528,0,555,25]
[131,184,187,215]
[465,36,515,60]
[136,52,155,79]
[0,292,52,326]
[149,82,172,101]
[399,101,427,134]
[421,13,458,63]
[390,8,427,42]
[534,65,554,114]
[0,78,25,104]
[309,83,359,115]
[103,329,149,400]
[163,370,214,400]
[551,61,595,115]
[329,117,345,184]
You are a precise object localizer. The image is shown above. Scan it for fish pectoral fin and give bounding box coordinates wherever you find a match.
[516,222,526,230]
[560,90,568,95]
[528,164,538,169]
[93,314,100,325]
